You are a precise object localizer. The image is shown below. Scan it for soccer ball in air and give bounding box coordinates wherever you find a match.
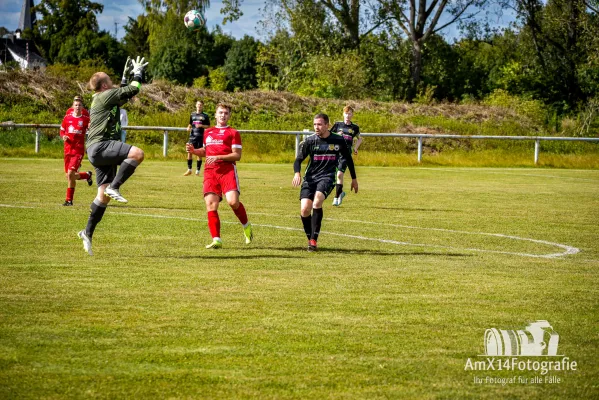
[184,10,206,32]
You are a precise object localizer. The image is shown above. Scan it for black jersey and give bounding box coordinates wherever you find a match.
[189,112,210,140]
[330,121,360,150]
[294,133,356,182]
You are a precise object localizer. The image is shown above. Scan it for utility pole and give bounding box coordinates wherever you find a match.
[114,21,118,38]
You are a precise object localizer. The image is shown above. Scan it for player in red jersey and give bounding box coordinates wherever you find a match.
[60,96,92,206]
[186,103,253,249]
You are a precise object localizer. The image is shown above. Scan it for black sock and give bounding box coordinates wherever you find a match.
[85,199,107,239]
[196,159,202,171]
[111,159,138,190]
[311,208,323,241]
[187,159,192,169]
[336,184,343,198]
[301,215,312,239]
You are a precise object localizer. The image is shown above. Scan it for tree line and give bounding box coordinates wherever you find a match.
[8,0,599,117]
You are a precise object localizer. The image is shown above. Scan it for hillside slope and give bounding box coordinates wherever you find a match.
[0,69,544,135]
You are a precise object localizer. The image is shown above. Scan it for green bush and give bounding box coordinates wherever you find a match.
[483,89,548,128]
[46,60,116,84]
[193,76,208,88]
[209,68,228,91]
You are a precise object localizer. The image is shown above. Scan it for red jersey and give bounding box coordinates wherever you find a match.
[60,111,90,155]
[203,126,242,172]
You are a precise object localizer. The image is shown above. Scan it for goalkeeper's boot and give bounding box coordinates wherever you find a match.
[206,238,223,249]
[78,230,93,256]
[332,197,339,206]
[86,171,93,186]
[62,200,73,206]
[336,192,346,206]
[308,239,317,252]
[183,169,192,176]
[243,223,253,244]
[105,186,128,203]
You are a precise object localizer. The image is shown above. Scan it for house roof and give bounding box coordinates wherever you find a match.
[0,37,46,66]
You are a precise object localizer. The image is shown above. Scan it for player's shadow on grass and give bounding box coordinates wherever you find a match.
[272,247,473,257]
[144,254,299,260]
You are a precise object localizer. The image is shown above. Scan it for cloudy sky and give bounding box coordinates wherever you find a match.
[0,0,264,40]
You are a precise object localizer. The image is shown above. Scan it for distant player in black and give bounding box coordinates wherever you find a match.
[330,105,362,206]
[184,100,210,176]
[292,113,358,251]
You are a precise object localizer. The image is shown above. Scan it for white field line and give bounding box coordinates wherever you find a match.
[0,204,36,209]
[113,211,578,259]
[0,204,580,259]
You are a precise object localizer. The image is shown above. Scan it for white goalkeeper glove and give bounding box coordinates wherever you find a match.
[130,56,148,82]
[120,56,131,86]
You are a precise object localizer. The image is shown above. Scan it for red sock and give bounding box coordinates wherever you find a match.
[78,171,89,180]
[207,210,221,238]
[66,187,75,202]
[233,202,248,225]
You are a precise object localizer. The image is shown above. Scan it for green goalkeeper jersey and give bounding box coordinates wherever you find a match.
[86,84,139,147]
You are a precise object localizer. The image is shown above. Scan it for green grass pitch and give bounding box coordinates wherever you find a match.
[0,158,597,399]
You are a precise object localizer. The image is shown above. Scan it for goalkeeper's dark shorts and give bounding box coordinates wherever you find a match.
[299,177,335,201]
[87,140,132,187]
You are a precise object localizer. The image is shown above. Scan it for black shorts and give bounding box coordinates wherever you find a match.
[87,140,132,187]
[337,156,348,173]
[188,137,204,149]
[299,178,335,201]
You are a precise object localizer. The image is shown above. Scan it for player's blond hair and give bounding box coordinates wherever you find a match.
[343,105,354,113]
[216,103,231,112]
[89,72,109,92]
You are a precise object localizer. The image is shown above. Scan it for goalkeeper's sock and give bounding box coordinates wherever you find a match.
[111,159,138,190]
[335,184,343,198]
[196,159,202,172]
[78,171,90,180]
[233,202,248,225]
[301,215,311,239]
[207,210,221,238]
[85,198,107,239]
[66,188,75,202]
[187,159,193,170]
[311,208,323,241]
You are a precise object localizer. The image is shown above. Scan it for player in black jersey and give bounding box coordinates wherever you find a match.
[330,105,362,206]
[292,113,358,251]
[184,100,210,176]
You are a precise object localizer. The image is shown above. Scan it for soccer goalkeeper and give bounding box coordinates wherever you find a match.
[77,56,148,256]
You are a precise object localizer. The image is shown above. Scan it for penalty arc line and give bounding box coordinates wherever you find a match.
[111,211,578,259]
[249,212,580,258]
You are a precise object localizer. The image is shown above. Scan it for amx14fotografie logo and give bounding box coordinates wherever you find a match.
[465,320,577,385]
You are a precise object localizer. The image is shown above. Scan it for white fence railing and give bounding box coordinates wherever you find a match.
[1,123,598,164]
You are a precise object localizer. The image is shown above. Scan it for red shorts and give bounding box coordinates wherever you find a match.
[64,153,84,173]
[203,165,240,199]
